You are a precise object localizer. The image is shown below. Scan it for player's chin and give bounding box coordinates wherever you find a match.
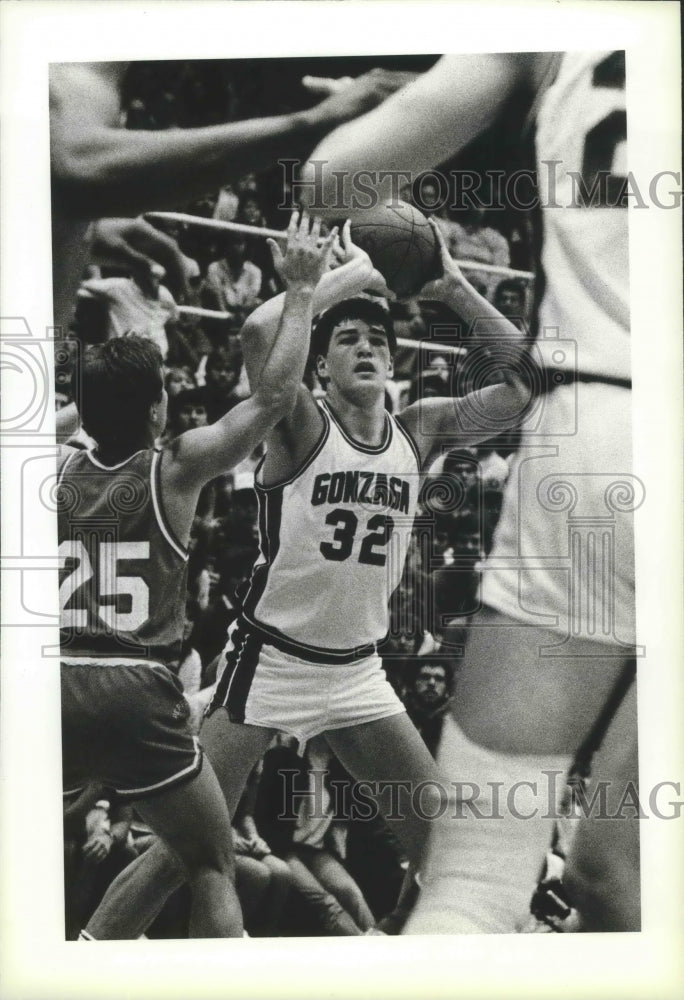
[352,373,385,394]
[346,379,384,403]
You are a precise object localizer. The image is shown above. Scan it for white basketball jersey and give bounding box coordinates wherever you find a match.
[241,400,421,663]
[534,51,629,378]
[483,52,635,645]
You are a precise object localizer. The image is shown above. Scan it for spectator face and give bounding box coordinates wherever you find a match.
[383,631,417,657]
[446,457,478,491]
[239,197,263,226]
[166,366,195,397]
[428,354,449,381]
[238,173,259,195]
[414,665,448,705]
[495,287,525,317]
[177,402,208,431]
[225,238,247,267]
[205,357,240,395]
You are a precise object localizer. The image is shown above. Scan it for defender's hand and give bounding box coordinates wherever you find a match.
[331,219,372,270]
[267,210,338,290]
[419,217,469,301]
[304,68,419,124]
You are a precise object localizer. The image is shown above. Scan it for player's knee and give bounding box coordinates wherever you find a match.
[237,857,271,897]
[176,829,235,880]
[263,855,294,890]
[337,882,365,914]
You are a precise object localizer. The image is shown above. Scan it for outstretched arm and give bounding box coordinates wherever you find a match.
[163,211,337,513]
[398,221,532,466]
[422,219,528,345]
[50,63,415,219]
[300,54,533,215]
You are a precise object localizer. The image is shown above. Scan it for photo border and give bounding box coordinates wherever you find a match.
[1,2,682,999]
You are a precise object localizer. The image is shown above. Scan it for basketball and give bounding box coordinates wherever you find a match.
[348,201,440,297]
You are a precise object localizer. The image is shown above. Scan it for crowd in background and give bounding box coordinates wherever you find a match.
[58,58,535,938]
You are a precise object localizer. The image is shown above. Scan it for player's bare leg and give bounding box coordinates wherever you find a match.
[85,716,273,939]
[84,838,178,940]
[404,607,633,934]
[325,712,444,870]
[199,712,275,813]
[563,680,640,931]
[130,759,240,938]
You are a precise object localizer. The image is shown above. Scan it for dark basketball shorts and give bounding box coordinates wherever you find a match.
[61,658,203,801]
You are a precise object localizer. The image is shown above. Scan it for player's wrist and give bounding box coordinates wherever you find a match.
[342,254,373,279]
[295,98,350,132]
[284,281,317,297]
[439,277,470,309]
[290,105,346,141]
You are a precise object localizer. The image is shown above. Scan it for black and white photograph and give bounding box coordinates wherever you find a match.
[1,2,682,999]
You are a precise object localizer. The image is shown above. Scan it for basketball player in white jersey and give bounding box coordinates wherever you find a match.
[59,210,338,938]
[303,51,637,932]
[81,219,533,939]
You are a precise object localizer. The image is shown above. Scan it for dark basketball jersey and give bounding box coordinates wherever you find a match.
[57,447,188,668]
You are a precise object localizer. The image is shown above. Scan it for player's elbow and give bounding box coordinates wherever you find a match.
[51,159,113,219]
[254,381,300,424]
[51,137,132,219]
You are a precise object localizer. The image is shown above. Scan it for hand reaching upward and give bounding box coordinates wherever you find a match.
[267,210,338,291]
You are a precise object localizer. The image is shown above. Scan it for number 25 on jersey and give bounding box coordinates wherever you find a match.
[59,539,150,632]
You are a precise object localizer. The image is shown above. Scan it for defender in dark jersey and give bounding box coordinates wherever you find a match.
[58,209,338,938]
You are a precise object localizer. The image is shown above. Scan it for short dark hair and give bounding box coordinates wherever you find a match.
[73,336,163,452]
[311,298,396,361]
[206,343,242,372]
[409,657,454,693]
[168,385,210,427]
[493,279,526,302]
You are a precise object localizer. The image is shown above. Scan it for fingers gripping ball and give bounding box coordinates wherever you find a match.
[348,201,440,297]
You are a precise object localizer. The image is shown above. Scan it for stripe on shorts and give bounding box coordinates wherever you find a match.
[242,485,284,621]
[213,621,263,723]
